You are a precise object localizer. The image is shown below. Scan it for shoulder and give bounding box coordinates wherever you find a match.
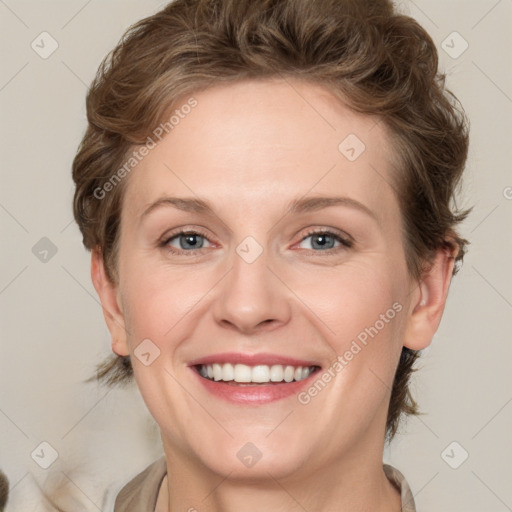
[114,456,167,512]
[383,464,416,512]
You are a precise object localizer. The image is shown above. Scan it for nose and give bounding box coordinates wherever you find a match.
[212,245,292,335]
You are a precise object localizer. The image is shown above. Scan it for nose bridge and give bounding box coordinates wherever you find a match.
[212,234,290,332]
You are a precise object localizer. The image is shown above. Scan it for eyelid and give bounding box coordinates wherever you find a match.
[159,226,212,244]
[299,227,353,245]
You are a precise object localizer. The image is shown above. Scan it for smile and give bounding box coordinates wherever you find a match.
[189,353,322,404]
[196,363,318,384]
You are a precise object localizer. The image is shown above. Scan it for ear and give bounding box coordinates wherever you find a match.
[90,246,130,357]
[402,246,456,350]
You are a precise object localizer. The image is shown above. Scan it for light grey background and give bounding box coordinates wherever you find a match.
[1,1,511,510]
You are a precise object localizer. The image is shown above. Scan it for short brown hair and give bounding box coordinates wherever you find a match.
[72,0,470,439]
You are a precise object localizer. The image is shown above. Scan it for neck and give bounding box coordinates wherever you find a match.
[158,435,401,512]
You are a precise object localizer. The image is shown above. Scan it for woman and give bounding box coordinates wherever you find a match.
[71,0,470,510]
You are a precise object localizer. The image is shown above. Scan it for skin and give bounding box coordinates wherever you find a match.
[92,77,455,512]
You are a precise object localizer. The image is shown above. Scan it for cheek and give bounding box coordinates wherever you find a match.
[301,260,407,398]
[304,261,403,338]
[120,260,208,343]
[118,265,207,440]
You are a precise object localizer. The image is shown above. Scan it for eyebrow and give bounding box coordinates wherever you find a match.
[140,195,378,222]
[287,196,377,221]
[142,197,214,217]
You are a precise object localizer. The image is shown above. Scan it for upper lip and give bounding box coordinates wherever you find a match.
[188,352,321,368]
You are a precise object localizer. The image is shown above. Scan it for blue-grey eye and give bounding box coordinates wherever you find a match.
[299,231,348,251]
[166,232,212,251]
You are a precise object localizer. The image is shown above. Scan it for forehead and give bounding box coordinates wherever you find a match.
[123,78,399,223]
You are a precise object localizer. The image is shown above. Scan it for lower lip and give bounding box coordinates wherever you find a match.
[191,368,319,405]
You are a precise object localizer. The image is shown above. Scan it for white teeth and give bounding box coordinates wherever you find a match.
[213,363,223,381]
[223,363,234,381]
[234,364,252,382]
[270,365,284,382]
[252,365,270,383]
[198,363,315,384]
[284,366,295,382]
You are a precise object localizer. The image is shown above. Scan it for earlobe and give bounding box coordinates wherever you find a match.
[403,247,456,350]
[90,247,130,357]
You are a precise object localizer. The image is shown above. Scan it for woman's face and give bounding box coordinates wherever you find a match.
[97,78,438,480]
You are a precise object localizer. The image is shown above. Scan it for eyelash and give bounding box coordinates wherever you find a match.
[300,228,354,255]
[159,228,353,257]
